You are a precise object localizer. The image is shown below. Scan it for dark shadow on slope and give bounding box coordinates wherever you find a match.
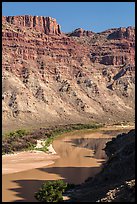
[65,130,135,202]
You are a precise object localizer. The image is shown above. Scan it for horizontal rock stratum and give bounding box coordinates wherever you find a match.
[2,15,61,35]
[2,15,135,132]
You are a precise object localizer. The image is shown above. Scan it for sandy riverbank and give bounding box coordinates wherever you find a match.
[2,141,59,175]
[3,125,134,175]
[2,125,134,202]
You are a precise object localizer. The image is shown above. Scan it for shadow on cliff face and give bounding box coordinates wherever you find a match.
[6,166,103,202]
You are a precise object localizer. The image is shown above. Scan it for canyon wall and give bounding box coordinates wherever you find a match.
[2,16,135,131]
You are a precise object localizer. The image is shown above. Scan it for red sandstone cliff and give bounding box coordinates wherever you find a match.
[107,26,135,40]
[2,15,135,131]
[2,15,61,35]
[68,28,94,37]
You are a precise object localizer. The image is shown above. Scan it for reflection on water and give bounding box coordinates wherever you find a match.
[65,137,109,159]
[2,129,128,202]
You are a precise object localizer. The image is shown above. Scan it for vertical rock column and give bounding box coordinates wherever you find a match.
[3,15,61,35]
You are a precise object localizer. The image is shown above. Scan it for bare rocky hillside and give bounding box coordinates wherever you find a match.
[2,15,135,131]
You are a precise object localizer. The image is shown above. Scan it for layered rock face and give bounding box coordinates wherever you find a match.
[68,28,94,37]
[2,15,135,131]
[107,26,135,40]
[2,15,61,35]
[72,27,135,66]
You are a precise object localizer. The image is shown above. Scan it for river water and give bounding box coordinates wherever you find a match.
[2,127,132,202]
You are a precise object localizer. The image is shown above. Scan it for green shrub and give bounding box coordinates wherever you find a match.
[34,180,68,202]
[4,129,28,138]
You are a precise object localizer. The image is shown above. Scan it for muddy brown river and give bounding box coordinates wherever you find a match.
[2,126,132,202]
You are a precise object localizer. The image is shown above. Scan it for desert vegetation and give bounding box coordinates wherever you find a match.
[35,180,76,202]
[34,180,67,202]
[2,123,102,155]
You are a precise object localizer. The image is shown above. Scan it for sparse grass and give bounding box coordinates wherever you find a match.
[52,123,102,136]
